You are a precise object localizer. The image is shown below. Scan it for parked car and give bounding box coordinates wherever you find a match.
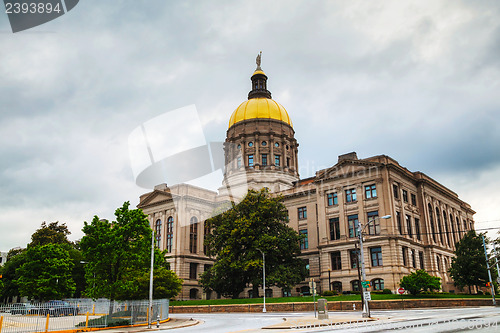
[10,303,37,315]
[38,301,78,316]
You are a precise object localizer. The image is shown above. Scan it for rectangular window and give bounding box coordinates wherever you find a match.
[275,155,280,166]
[396,211,402,235]
[262,154,267,166]
[402,246,408,266]
[350,249,359,269]
[367,211,380,235]
[189,263,198,280]
[327,192,338,206]
[329,217,340,240]
[299,229,308,250]
[393,184,399,199]
[298,207,307,220]
[370,247,383,267]
[365,184,377,199]
[286,157,290,167]
[348,214,359,238]
[331,251,342,270]
[237,156,242,168]
[411,249,416,268]
[415,218,421,240]
[345,188,357,202]
[166,217,174,253]
[248,154,254,167]
[411,193,417,206]
[402,189,408,203]
[406,215,413,237]
[419,251,425,269]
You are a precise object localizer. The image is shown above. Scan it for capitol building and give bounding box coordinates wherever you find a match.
[137,58,475,300]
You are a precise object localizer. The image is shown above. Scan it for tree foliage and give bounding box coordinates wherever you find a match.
[80,201,180,300]
[117,267,183,300]
[449,230,489,293]
[399,270,441,295]
[30,221,72,246]
[0,248,26,301]
[200,189,308,298]
[17,244,75,301]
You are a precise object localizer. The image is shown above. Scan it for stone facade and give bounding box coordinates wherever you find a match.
[137,64,475,299]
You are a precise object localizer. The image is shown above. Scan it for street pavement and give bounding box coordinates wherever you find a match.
[163,307,500,332]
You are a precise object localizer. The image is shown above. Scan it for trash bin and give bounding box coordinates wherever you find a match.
[317,298,328,320]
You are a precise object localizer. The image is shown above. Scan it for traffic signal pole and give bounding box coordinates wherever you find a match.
[482,235,496,306]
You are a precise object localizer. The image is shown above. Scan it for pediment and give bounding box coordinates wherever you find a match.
[137,190,173,208]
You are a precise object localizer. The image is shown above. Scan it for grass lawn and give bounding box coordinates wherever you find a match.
[170,293,492,306]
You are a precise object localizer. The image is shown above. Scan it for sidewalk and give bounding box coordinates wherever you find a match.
[263,314,386,329]
[100,317,202,332]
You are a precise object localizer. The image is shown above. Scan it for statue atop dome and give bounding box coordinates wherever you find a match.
[256,51,262,70]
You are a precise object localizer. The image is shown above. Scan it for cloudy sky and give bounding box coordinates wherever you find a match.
[1,0,499,250]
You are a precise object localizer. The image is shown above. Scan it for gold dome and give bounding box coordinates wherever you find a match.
[228,98,293,129]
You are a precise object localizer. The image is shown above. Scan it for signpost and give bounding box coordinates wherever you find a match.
[398,287,405,310]
[363,291,372,301]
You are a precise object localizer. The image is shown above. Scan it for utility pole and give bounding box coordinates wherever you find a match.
[492,242,500,286]
[481,235,496,306]
[148,228,155,328]
[257,248,266,313]
[357,223,370,318]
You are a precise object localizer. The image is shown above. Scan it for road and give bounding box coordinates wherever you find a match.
[166,307,500,332]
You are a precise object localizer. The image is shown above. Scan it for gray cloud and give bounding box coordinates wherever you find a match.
[1,0,500,249]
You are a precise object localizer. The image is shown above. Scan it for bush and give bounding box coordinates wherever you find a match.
[477,290,484,295]
[322,291,335,296]
[382,289,392,294]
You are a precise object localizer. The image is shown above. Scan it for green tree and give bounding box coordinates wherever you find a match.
[449,230,489,294]
[200,189,308,299]
[80,201,179,300]
[17,243,75,301]
[117,267,183,300]
[30,221,72,246]
[0,248,27,302]
[399,269,441,295]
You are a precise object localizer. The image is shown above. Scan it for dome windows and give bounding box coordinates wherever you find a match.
[248,142,254,147]
[262,141,267,146]
[275,142,279,148]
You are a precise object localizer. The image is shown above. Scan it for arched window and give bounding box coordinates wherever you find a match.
[331,281,342,293]
[372,278,384,291]
[443,211,450,246]
[155,219,162,248]
[450,214,456,246]
[203,221,210,255]
[351,280,360,292]
[190,217,198,254]
[428,203,436,242]
[436,207,444,244]
[189,288,199,299]
[166,216,174,252]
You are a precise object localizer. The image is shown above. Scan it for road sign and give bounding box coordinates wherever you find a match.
[363,291,372,301]
[361,281,370,288]
[398,287,405,295]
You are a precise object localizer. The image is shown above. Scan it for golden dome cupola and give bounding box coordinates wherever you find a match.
[248,52,272,99]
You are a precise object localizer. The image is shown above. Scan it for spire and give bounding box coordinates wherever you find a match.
[248,52,272,99]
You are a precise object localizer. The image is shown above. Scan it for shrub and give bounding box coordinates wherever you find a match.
[477,290,484,295]
[322,291,335,296]
[382,289,392,294]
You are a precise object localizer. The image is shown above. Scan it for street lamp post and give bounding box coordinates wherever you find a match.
[256,248,266,313]
[148,228,155,328]
[357,215,391,318]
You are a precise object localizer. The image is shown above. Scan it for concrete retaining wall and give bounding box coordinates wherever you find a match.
[170,298,493,313]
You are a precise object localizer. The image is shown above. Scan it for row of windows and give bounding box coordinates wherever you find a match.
[393,185,417,206]
[428,203,470,247]
[402,247,425,269]
[331,278,385,292]
[326,184,377,207]
[329,246,383,270]
[396,212,421,240]
[155,216,210,255]
[241,154,290,168]
[155,217,174,252]
[238,141,285,149]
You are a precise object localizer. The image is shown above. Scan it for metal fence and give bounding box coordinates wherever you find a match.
[0,298,169,333]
